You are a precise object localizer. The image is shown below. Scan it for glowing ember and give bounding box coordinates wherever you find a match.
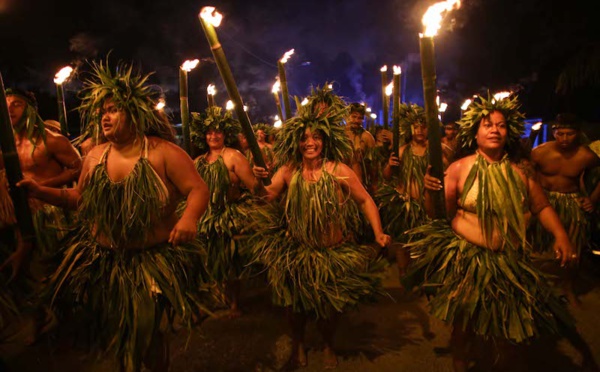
[181,59,200,72]
[272,80,280,94]
[421,0,461,37]
[280,49,295,64]
[54,66,74,84]
[393,65,401,75]
[207,84,216,95]
[200,7,222,27]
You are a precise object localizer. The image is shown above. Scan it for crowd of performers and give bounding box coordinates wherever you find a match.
[1,59,600,372]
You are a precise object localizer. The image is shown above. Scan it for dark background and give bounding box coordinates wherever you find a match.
[1,0,598,137]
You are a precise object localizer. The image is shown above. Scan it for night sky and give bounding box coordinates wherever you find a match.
[1,0,598,133]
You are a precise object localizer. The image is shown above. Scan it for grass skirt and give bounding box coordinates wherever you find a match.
[248,202,388,319]
[374,183,428,243]
[531,191,588,255]
[402,219,574,343]
[49,228,213,372]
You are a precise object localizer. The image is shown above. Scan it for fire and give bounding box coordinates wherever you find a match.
[155,98,166,110]
[460,98,472,111]
[421,0,461,37]
[380,65,387,72]
[439,102,448,112]
[301,98,309,106]
[370,113,377,119]
[393,65,401,75]
[226,100,234,110]
[200,7,223,27]
[274,119,282,128]
[493,91,511,102]
[181,59,200,72]
[385,82,393,96]
[272,80,280,94]
[280,49,295,64]
[207,84,216,95]
[532,122,543,131]
[54,66,74,84]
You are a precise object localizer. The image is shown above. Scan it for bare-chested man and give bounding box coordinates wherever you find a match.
[531,113,600,305]
[344,103,377,193]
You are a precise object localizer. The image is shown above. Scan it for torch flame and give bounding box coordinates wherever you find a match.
[200,7,223,27]
[181,59,200,72]
[439,102,448,112]
[493,91,511,102]
[370,113,377,119]
[421,0,461,37]
[393,65,401,75]
[385,82,393,96]
[301,98,309,106]
[280,49,295,64]
[155,98,166,111]
[461,98,472,111]
[226,100,234,110]
[274,119,282,128]
[54,66,74,84]
[272,80,280,94]
[532,122,542,131]
[207,84,216,95]
[380,65,387,72]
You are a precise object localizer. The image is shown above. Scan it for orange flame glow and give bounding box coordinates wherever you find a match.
[461,98,472,111]
[181,59,200,72]
[272,80,280,94]
[207,84,216,95]
[200,7,222,27]
[393,65,401,75]
[532,122,542,131]
[280,49,295,64]
[421,0,461,37]
[493,91,511,102]
[380,65,387,72]
[54,66,74,84]
[385,82,393,96]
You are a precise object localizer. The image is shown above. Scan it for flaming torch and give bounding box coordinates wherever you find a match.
[0,74,36,246]
[179,59,199,154]
[528,121,543,147]
[199,6,270,184]
[278,49,294,120]
[53,66,73,137]
[207,84,216,107]
[272,80,284,123]
[392,65,402,158]
[380,65,389,129]
[419,0,461,218]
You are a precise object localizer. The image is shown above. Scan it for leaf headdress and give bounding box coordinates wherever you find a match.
[190,106,241,153]
[78,59,173,141]
[274,85,352,168]
[398,103,426,142]
[252,123,274,138]
[5,88,46,147]
[456,93,525,154]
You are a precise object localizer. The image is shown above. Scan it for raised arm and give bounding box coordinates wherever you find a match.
[40,133,82,187]
[229,149,266,197]
[253,164,289,203]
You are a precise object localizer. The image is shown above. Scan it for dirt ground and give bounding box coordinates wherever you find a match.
[2,255,600,372]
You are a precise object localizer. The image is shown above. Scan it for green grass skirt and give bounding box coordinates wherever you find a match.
[49,228,213,372]
[248,202,388,319]
[531,191,589,255]
[402,219,574,343]
[374,183,428,243]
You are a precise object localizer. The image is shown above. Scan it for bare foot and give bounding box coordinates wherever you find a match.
[323,346,338,369]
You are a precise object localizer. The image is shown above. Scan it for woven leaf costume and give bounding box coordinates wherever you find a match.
[50,61,211,372]
[249,91,387,318]
[402,95,573,343]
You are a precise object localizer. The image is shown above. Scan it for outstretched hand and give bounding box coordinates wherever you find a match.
[16,177,41,197]
[253,165,269,179]
[375,233,392,248]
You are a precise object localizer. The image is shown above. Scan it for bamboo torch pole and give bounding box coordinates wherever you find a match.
[272,80,284,123]
[179,59,199,154]
[278,50,294,121]
[199,6,271,185]
[380,66,388,129]
[207,84,216,107]
[53,66,73,137]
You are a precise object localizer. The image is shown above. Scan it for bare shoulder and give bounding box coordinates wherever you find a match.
[148,136,187,156]
[361,130,376,146]
[579,145,600,166]
[398,143,409,157]
[531,141,552,159]
[327,161,353,176]
[45,130,76,150]
[223,147,247,161]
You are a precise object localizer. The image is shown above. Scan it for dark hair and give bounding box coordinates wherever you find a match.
[348,102,366,116]
[6,88,38,109]
[552,113,581,130]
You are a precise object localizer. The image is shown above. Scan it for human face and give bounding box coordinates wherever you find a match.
[237,133,249,150]
[6,95,27,127]
[206,129,225,150]
[553,128,578,150]
[299,128,323,161]
[347,112,364,130]
[444,124,458,140]
[256,129,266,142]
[100,99,132,141]
[476,111,507,152]
[412,123,428,143]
